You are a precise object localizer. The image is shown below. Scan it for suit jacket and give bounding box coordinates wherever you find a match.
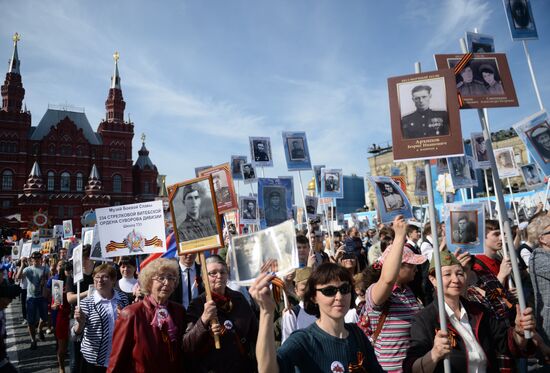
[169,262,204,307]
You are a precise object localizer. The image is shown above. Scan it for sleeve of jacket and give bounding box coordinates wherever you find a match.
[107,307,136,373]
[484,307,536,358]
[403,310,436,373]
[182,298,212,354]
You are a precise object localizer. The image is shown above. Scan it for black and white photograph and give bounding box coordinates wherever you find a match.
[414,167,427,197]
[398,78,449,140]
[466,156,479,187]
[368,176,413,223]
[450,211,479,244]
[412,206,427,223]
[262,186,288,227]
[448,156,474,189]
[324,172,340,193]
[465,31,495,53]
[495,147,520,178]
[437,158,449,174]
[169,176,222,254]
[52,279,63,305]
[249,136,273,167]
[282,131,312,171]
[230,155,247,180]
[287,137,305,160]
[313,165,325,194]
[376,181,405,212]
[305,195,319,219]
[239,196,258,225]
[471,132,491,168]
[194,165,213,177]
[198,163,238,213]
[503,0,538,40]
[72,244,83,283]
[520,164,543,188]
[526,123,550,163]
[242,162,257,184]
[320,168,344,199]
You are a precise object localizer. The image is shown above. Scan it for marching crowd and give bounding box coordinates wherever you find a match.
[0,207,549,373]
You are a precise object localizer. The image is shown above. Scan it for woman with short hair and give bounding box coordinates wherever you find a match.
[114,257,138,304]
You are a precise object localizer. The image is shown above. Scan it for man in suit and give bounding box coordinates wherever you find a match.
[169,252,204,309]
[401,84,450,139]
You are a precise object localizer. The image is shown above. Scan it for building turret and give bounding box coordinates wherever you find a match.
[1,33,25,112]
[105,51,125,123]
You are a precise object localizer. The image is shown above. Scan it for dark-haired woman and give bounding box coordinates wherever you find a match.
[51,260,70,373]
[250,262,384,372]
[114,257,138,303]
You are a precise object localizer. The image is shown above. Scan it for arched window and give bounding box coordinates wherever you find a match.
[60,172,70,192]
[112,174,122,193]
[1,170,13,190]
[60,145,72,156]
[48,144,56,155]
[143,181,150,194]
[76,172,84,192]
[47,171,55,191]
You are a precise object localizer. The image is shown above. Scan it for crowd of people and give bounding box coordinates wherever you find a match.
[0,205,549,372]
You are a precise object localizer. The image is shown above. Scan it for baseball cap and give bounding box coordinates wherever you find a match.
[377,245,426,266]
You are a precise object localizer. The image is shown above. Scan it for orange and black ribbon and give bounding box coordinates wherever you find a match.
[487,288,514,309]
[436,328,458,348]
[348,351,367,373]
[453,52,473,108]
[271,277,285,303]
[106,236,164,252]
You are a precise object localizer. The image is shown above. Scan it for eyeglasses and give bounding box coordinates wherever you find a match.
[93,275,111,282]
[315,283,352,297]
[540,231,550,237]
[153,275,177,284]
[207,270,228,277]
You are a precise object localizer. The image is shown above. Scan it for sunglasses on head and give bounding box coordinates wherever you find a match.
[315,283,352,297]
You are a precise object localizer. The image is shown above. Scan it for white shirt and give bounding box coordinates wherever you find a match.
[118,277,137,293]
[444,301,487,373]
[179,262,198,309]
[420,236,434,261]
[93,291,118,367]
[281,301,317,344]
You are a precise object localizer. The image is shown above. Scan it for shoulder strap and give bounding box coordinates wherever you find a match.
[372,302,390,343]
[291,303,301,318]
[473,256,492,273]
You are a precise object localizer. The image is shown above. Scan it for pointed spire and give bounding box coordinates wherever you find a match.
[85,164,104,196]
[8,33,20,74]
[89,164,100,180]
[110,51,121,89]
[29,161,41,178]
[23,161,45,193]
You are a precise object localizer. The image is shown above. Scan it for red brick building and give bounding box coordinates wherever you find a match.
[0,34,159,236]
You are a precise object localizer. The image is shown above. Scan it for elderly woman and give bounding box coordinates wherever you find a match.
[114,257,138,303]
[403,250,536,373]
[73,264,129,372]
[108,258,186,372]
[183,255,258,372]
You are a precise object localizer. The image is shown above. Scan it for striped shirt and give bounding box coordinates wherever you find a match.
[361,284,422,373]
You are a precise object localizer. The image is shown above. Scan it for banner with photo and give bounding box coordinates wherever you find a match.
[520,164,544,190]
[11,240,21,259]
[305,196,319,220]
[53,225,64,239]
[471,132,491,169]
[368,176,413,224]
[465,31,495,53]
[313,165,325,195]
[278,176,295,205]
[72,244,83,284]
[435,53,518,109]
[194,165,212,178]
[89,225,106,261]
[62,220,73,239]
[198,163,238,214]
[502,0,538,40]
[242,162,258,184]
[21,242,32,258]
[52,279,63,305]
[414,167,428,197]
[445,203,485,255]
[230,155,247,181]
[282,131,312,171]
[239,196,259,225]
[447,156,475,189]
[465,156,480,188]
[388,69,464,161]
[494,147,520,178]
[513,111,550,176]
[257,178,293,229]
[412,205,428,224]
[230,220,298,285]
[249,137,273,167]
[96,200,166,258]
[320,168,344,199]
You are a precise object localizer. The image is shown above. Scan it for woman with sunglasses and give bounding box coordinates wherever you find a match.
[250,262,384,372]
[183,255,258,372]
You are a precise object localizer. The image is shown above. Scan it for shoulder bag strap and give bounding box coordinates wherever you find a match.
[372,302,390,343]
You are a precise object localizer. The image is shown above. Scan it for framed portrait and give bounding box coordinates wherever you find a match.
[282,131,312,171]
[239,196,259,225]
[62,220,73,239]
[391,175,407,193]
[198,163,238,214]
[249,136,273,167]
[466,156,479,188]
[320,168,344,199]
[72,244,83,284]
[11,241,21,260]
[388,69,463,161]
[513,111,550,176]
[230,155,247,181]
[494,147,520,178]
[435,53,518,109]
[278,176,295,205]
[412,206,428,224]
[502,0,538,40]
[437,158,449,174]
[465,31,495,53]
[169,176,223,255]
[52,279,63,305]
[414,167,427,197]
[313,165,325,194]
[471,132,491,169]
[89,225,105,261]
[257,178,293,229]
[305,195,319,220]
[445,203,484,254]
[447,156,475,189]
[242,162,258,184]
[368,176,412,224]
[194,165,213,178]
[520,164,543,189]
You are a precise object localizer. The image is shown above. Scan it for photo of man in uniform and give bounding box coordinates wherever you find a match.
[377,182,404,212]
[415,169,427,195]
[253,141,270,162]
[212,173,230,206]
[521,164,542,186]
[474,135,489,162]
[496,149,517,176]
[412,206,425,222]
[324,173,339,192]
[233,235,262,281]
[451,213,478,244]
[528,124,550,162]
[401,84,449,139]
[287,138,306,160]
[242,199,257,220]
[176,182,218,241]
[264,189,287,227]
[456,64,487,97]
[509,0,534,30]
[242,163,256,181]
[231,156,246,178]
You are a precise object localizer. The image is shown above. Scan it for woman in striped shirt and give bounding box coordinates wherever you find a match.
[73,264,128,373]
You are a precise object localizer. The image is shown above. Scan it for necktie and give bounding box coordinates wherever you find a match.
[186,267,192,305]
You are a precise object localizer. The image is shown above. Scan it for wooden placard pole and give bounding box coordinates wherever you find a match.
[483,169,493,219]
[76,281,80,307]
[507,178,520,226]
[199,251,221,349]
[297,171,314,253]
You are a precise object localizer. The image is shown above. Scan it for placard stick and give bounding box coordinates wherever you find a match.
[507,178,520,225]
[199,251,221,349]
[483,169,493,219]
[297,171,314,253]
[329,199,336,254]
[460,189,467,203]
[544,178,550,212]
[261,167,265,178]
[76,281,80,307]
[522,40,544,111]
[470,187,474,202]
[415,61,450,373]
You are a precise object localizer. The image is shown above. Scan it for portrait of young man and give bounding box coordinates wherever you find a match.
[212,173,231,206]
[264,188,287,227]
[451,212,478,244]
[400,84,449,139]
[474,135,489,162]
[242,163,256,181]
[324,173,339,192]
[378,182,405,212]
[287,137,306,161]
[253,140,270,162]
[527,124,550,162]
[521,164,542,186]
[242,199,257,220]
[175,181,218,242]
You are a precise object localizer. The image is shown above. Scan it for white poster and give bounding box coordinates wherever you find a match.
[63,220,73,239]
[95,200,167,258]
[82,227,94,246]
[72,244,83,284]
[52,279,63,305]
[21,242,32,258]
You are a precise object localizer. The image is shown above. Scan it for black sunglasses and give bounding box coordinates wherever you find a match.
[315,283,352,297]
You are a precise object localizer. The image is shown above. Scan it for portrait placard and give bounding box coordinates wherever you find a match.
[11,240,21,260]
[249,137,273,167]
[502,0,538,40]
[89,225,106,261]
[412,206,428,223]
[437,158,449,174]
[434,53,518,109]
[494,147,520,178]
[320,168,344,199]
[21,242,32,258]
[313,165,325,194]
[239,196,259,225]
[53,225,64,238]
[513,111,550,176]
[520,164,544,189]
[170,176,222,254]
[52,279,63,305]
[96,200,166,258]
[72,244,83,284]
[447,156,475,189]
[198,163,238,214]
[305,196,319,220]
[194,165,213,178]
[445,203,485,254]
[62,220,73,239]
[82,227,94,246]
[466,156,479,188]
[231,220,297,285]
[465,31,495,53]
[414,167,427,197]
[230,156,247,181]
[368,176,413,224]
[258,178,293,229]
[282,131,312,171]
[471,132,491,169]
[388,69,464,161]
[278,176,295,205]
[242,162,258,184]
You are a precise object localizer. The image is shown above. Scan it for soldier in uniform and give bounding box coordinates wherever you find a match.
[325,174,339,192]
[212,173,230,206]
[264,190,287,227]
[177,184,217,241]
[254,142,270,162]
[242,200,257,220]
[456,64,487,97]
[401,85,450,140]
[289,139,305,160]
[380,182,404,211]
[452,215,477,243]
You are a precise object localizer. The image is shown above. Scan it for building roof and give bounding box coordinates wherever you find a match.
[30,108,102,145]
[134,141,155,170]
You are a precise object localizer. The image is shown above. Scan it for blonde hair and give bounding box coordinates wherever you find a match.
[527,214,550,244]
[139,258,179,295]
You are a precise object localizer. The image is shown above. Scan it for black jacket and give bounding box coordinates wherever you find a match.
[169,262,204,307]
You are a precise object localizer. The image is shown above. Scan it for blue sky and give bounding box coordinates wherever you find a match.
[1,0,549,189]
